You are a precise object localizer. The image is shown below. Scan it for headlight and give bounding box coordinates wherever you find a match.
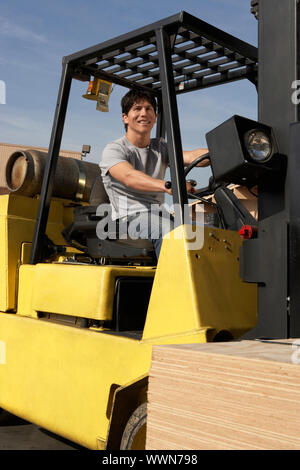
[206,115,281,186]
[244,130,272,163]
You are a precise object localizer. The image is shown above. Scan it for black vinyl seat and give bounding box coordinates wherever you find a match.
[62,176,156,264]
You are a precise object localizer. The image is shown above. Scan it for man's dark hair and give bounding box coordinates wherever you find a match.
[121,89,157,131]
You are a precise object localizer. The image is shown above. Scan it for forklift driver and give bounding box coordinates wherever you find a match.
[100,89,209,258]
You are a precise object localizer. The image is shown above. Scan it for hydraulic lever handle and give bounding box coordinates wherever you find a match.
[165,180,197,190]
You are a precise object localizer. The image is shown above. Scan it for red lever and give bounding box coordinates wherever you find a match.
[238,225,258,240]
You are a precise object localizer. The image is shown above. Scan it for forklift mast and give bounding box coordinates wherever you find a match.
[242,0,300,339]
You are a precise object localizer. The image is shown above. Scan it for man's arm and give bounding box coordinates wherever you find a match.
[182,148,210,167]
[109,161,172,194]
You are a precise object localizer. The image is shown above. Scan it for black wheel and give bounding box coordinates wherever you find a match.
[120,403,147,450]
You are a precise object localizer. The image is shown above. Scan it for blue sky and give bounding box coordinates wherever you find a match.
[0,0,258,187]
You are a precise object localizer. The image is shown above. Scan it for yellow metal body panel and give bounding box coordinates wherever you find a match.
[18,263,155,320]
[143,225,257,342]
[0,313,152,449]
[17,265,37,318]
[0,194,75,312]
[0,193,258,450]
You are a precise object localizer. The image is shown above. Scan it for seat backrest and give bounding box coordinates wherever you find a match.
[89,175,110,206]
[62,173,156,262]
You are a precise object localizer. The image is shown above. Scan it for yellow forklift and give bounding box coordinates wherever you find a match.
[0,3,290,449]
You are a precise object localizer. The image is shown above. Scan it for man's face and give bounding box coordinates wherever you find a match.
[122,99,156,136]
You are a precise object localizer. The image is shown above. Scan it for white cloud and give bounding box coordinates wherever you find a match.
[0,16,47,43]
[0,112,38,131]
[0,106,52,148]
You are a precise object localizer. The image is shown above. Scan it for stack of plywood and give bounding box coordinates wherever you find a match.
[146,340,300,450]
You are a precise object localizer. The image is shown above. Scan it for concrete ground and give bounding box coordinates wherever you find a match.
[0,410,81,450]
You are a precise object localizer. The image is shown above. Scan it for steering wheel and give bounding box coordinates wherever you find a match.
[184,152,226,228]
[184,153,210,178]
[184,153,216,202]
[166,152,223,206]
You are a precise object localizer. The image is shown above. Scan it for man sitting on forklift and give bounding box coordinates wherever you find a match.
[100,88,209,257]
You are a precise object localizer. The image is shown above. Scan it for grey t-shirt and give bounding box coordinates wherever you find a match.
[100,136,169,220]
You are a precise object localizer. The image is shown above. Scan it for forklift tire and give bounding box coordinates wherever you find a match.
[120,403,147,450]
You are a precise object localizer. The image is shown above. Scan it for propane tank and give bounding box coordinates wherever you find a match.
[5,150,101,203]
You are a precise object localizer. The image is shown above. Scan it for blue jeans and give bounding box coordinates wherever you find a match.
[125,209,175,258]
